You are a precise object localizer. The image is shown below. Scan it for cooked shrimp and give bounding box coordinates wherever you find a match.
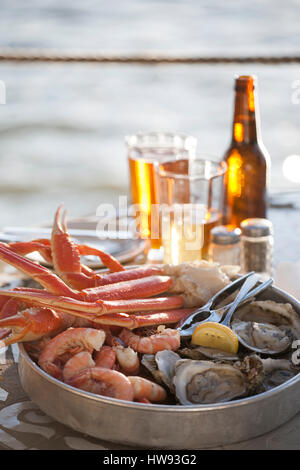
[63,351,95,381]
[67,366,134,401]
[113,344,140,375]
[119,326,180,354]
[38,327,105,379]
[94,346,116,369]
[128,376,167,403]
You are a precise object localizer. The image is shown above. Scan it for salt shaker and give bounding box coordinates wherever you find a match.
[209,225,241,266]
[240,218,273,280]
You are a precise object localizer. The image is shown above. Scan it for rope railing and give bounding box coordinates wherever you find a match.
[0,49,300,64]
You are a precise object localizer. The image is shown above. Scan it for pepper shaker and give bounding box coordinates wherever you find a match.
[209,225,241,266]
[240,218,273,280]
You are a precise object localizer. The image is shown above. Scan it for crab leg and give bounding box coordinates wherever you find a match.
[0,300,189,345]
[6,237,165,289]
[0,307,193,345]
[76,245,124,273]
[14,273,173,303]
[5,237,164,290]
[6,239,53,264]
[51,206,125,289]
[80,275,172,301]
[51,206,168,291]
[83,309,195,329]
[57,265,165,290]
[3,206,166,292]
[6,237,157,287]
[6,239,160,289]
[0,243,79,298]
[4,238,100,287]
[0,298,20,319]
[0,287,184,342]
[0,244,172,303]
[0,289,183,315]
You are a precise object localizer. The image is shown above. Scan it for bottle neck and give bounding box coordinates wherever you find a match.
[231,81,260,145]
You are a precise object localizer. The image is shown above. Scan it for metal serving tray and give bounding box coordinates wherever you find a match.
[18,284,300,449]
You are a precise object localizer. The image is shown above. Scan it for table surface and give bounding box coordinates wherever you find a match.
[0,197,300,450]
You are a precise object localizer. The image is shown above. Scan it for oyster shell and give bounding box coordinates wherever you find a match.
[141,354,162,384]
[141,351,180,391]
[173,360,249,405]
[173,355,265,405]
[231,300,300,354]
[178,345,240,362]
[260,358,298,391]
[233,321,291,353]
[155,350,180,391]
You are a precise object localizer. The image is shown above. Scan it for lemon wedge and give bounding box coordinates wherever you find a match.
[191,322,239,354]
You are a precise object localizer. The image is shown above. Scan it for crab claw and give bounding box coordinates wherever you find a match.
[0,308,65,345]
[51,205,125,290]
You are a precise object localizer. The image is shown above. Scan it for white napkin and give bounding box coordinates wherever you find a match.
[275,261,300,301]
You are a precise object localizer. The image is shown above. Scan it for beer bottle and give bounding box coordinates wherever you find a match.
[222,75,270,228]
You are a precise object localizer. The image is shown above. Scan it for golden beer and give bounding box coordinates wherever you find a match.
[157,158,226,264]
[128,154,161,249]
[127,133,197,251]
[162,207,221,264]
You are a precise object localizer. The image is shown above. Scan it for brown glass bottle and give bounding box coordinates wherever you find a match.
[222,75,270,228]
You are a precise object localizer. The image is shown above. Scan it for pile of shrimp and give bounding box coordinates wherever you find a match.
[25,322,181,404]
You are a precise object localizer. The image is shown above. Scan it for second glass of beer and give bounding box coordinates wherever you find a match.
[156,157,227,264]
[126,132,197,254]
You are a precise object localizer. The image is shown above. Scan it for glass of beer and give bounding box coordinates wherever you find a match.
[156,157,227,264]
[126,132,197,254]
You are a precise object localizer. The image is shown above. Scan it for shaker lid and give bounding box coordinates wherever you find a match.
[210,225,241,245]
[240,218,273,237]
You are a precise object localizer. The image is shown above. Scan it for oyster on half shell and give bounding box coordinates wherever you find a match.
[231,300,300,354]
[260,358,299,391]
[173,357,264,405]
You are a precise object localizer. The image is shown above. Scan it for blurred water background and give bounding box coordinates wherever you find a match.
[0,0,300,226]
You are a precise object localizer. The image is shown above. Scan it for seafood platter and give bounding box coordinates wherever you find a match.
[1,206,300,448]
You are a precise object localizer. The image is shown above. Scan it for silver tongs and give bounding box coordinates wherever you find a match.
[178,272,273,338]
